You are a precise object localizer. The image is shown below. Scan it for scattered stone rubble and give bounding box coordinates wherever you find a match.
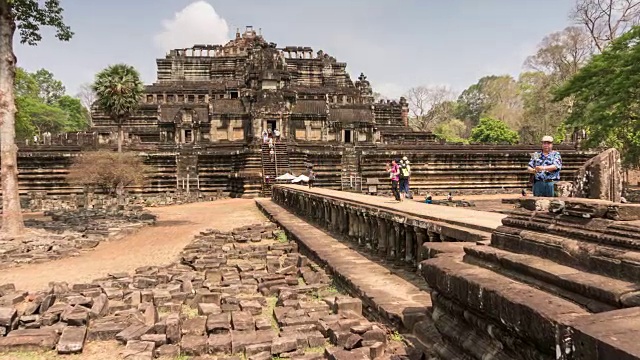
[0,222,408,359]
[0,207,156,269]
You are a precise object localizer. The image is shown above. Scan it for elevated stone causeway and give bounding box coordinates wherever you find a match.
[271,185,504,266]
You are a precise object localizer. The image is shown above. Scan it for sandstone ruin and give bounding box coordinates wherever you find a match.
[4,26,600,211]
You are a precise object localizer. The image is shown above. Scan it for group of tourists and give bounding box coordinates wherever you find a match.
[382,135,562,203]
[386,156,412,202]
[263,128,281,162]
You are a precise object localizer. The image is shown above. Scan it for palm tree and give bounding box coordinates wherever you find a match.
[92,64,144,152]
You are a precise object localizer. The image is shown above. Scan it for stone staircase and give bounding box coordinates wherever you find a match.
[176,152,199,194]
[260,143,290,197]
[341,145,361,192]
[420,198,640,359]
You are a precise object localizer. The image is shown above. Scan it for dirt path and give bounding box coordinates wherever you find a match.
[0,199,266,291]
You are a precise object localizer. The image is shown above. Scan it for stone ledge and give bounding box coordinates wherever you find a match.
[420,255,590,353]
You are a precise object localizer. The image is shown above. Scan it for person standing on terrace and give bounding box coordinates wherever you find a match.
[386,159,401,202]
[527,135,562,197]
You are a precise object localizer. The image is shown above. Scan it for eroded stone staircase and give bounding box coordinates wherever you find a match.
[260,143,290,197]
[421,198,640,359]
[340,145,361,192]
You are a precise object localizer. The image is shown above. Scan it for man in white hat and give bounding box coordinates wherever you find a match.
[399,156,412,199]
[527,135,562,197]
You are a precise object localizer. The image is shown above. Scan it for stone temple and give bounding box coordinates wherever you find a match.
[9,26,595,207]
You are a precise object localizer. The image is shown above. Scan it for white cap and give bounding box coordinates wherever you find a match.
[402,156,408,161]
[542,136,554,143]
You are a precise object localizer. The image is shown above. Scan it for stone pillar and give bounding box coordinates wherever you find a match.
[324,203,331,228]
[377,218,388,256]
[347,210,355,238]
[415,229,426,262]
[227,121,234,141]
[340,207,348,235]
[428,231,440,243]
[330,205,338,231]
[405,227,415,263]
[388,224,397,260]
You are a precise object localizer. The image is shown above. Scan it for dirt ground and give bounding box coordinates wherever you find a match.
[0,199,266,292]
[0,341,122,360]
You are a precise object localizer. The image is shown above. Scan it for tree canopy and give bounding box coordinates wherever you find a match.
[469,117,520,145]
[92,64,144,152]
[14,67,89,139]
[554,25,640,166]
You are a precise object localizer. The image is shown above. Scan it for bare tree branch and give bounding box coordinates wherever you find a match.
[571,0,640,51]
[405,85,455,131]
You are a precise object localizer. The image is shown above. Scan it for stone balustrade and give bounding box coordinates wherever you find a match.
[270,185,500,266]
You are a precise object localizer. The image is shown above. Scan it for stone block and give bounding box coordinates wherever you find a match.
[165,313,181,344]
[0,307,17,327]
[240,300,263,315]
[155,344,180,358]
[0,328,60,352]
[231,329,277,353]
[122,340,155,360]
[245,342,273,356]
[57,325,87,354]
[271,336,298,355]
[334,297,362,316]
[249,351,272,360]
[116,323,153,344]
[182,316,207,336]
[362,326,386,344]
[369,342,385,359]
[181,335,208,356]
[140,334,166,347]
[232,310,255,331]
[207,333,232,353]
[255,317,272,330]
[207,312,231,333]
[198,303,222,316]
[344,334,363,350]
[87,320,128,341]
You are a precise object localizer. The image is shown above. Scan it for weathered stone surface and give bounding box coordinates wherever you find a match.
[116,323,152,343]
[207,312,231,333]
[87,320,128,341]
[0,307,17,327]
[0,328,60,352]
[57,325,87,354]
[271,336,298,354]
[122,340,155,360]
[231,311,255,331]
[571,148,622,202]
[180,335,208,356]
[207,333,232,353]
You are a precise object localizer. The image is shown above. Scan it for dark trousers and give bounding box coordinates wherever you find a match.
[532,180,555,197]
[391,180,401,201]
[399,178,411,198]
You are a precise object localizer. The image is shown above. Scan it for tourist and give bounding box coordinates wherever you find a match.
[425,194,432,204]
[386,159,401,202]
[308,168,316,188]
[274,128,281,142]
[262,130,268,143]
[527,135,562,197]
[399,156,412,200]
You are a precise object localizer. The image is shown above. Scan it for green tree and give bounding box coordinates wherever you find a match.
[554,25,640,166]
[433,119,468,143]
[32,68,65,104]
[16,95,66,137]
[92,64,144,153]
[56,95,90,132]
[0,0,73,235]
[469,117,519,144]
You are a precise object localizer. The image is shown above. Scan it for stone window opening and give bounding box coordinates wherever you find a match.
[230,91,239,99]
[188,95,195,103]
[146,94,153,103]
[344,129,353,143]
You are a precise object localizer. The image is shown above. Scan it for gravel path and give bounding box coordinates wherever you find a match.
[0,199,266,291]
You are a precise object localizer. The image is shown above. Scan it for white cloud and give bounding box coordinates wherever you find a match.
[374,83,406,100]
[154,1,230,52]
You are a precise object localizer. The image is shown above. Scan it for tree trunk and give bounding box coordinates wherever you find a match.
[117,123,123,153]
[0,0,24,236]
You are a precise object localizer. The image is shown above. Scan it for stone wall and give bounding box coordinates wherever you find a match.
[421,197,640,359]
[570,148,623,202]
[3,142,598,207]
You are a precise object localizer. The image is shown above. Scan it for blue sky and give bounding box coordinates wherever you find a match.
[15,0,577,98]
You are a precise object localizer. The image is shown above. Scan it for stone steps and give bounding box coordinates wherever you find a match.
[492,227,640,283]
[463,244,640,312]
[420,254,590,357]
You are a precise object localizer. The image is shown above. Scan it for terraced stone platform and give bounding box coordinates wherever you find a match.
[422,197,640,360]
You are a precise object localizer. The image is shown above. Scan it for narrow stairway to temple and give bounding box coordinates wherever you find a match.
[260,143,291,196]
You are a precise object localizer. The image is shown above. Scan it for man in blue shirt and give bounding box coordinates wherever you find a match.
[527,135,562,197]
